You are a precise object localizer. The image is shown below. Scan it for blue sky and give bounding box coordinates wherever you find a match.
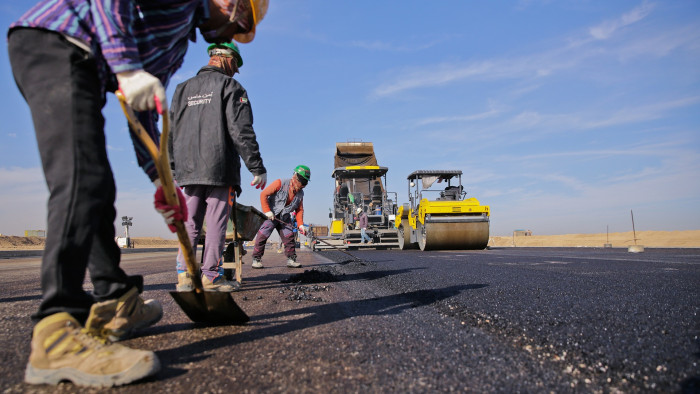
[1,1,699,239]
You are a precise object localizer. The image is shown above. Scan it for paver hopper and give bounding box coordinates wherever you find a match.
[396,170,490,251]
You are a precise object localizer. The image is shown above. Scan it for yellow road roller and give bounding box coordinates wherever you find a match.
[395,170,490,251]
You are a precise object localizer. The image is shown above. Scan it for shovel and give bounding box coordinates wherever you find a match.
[312,237,362,261]
[115,91,248,324]
[273,218,361,261]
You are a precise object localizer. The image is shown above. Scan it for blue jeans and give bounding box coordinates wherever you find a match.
[360,228,372,243]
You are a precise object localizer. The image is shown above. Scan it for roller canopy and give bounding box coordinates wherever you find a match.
[407,170,462,180]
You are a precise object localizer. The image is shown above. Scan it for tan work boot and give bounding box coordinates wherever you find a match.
[286,255,301,268]
[25,312,160,387]
[176,272,194,292]
[88,287,163,342]
[201,274,240,292]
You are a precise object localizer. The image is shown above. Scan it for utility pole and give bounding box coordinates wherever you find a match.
[628,210,644,253]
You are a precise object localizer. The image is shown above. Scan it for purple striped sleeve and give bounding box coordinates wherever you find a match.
[93,0,143,73]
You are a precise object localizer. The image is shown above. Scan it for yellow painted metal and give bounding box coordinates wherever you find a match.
[395,203,420,249]
[408,209,416,229]
[331,220,345,235]
[416,198,489,224]
[394,204,406,228]
[394,203,417,230]
[345,165,380,170]
[332,166,388,180]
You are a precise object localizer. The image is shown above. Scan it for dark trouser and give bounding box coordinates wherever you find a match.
[176,185,234,281]
[8,29,141,324]
[252,220,296,259]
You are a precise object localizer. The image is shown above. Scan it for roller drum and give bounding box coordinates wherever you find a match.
[398,225,417,250]
[418,221,489,251]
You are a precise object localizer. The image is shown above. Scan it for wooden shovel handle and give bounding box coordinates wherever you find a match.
[115,91,202,291]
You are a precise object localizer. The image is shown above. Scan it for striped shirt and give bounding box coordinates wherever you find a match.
[10,0,208,180]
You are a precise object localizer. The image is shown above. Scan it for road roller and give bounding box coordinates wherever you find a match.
[395,170,490,251]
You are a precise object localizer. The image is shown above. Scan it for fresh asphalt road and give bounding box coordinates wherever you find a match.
[0,247,698,393]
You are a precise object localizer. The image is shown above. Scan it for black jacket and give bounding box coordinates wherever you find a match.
[169,66,265,192]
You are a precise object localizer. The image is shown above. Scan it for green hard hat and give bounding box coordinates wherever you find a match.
[207,42,243,68]
[294,165,310,182]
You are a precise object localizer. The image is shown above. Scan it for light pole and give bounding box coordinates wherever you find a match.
[121,216,133,248]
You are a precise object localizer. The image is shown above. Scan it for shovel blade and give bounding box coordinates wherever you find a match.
[170,291,249,325]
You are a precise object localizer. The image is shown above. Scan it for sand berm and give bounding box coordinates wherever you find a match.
[1,230,699,251]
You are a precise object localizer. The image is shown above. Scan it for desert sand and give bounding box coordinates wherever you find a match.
[1,230,699,251]
[488,230,700,248]
[0,236,180,251]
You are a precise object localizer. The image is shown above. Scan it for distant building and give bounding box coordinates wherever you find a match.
[309,224,329,237]
[25,230,46,237]
[513,229,532,237]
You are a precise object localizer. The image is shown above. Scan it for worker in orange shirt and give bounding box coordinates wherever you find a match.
[251,165,310,268]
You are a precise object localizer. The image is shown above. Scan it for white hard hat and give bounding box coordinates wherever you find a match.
[356,207,362,213]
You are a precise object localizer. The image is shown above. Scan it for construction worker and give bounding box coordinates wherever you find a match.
[169,42,266,292]
[252,166,310,269]
[8,0,268,388]
[358,207,372,244]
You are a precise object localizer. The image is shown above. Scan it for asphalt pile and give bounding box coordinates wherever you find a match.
[282,268,339,284]
[279,268,339,302]
[279,285,331,302]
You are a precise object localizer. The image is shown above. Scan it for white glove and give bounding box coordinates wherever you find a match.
[251,173,267,190]
[298,224,308,236]
[264,211,274,220]
[117,70,166,113]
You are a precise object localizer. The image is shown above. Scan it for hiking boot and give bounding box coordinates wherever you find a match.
[176,272,194,292]
[286,255,301,268]
[201,275,241,292]
[88,287,163,342]
[25,312,159,387]
[251,258,263,269]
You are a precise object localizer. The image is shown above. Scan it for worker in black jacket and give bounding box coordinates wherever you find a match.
[169,42,266,292]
